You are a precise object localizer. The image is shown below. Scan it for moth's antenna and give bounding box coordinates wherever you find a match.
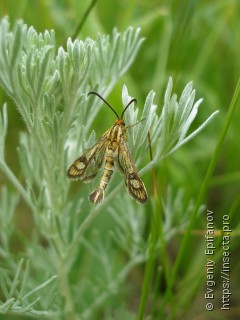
[88,91,120,119]
[121,98,137,119]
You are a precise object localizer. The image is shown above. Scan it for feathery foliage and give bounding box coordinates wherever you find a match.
[0,16,219,319]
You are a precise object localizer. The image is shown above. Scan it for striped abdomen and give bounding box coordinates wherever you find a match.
[88,141,117,204]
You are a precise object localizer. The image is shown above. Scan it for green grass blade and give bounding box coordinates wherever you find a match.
[160,76,240,316]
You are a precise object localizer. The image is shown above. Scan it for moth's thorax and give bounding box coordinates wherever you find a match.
[109,120,126,144]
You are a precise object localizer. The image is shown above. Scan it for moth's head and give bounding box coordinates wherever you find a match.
[115,118,125,126]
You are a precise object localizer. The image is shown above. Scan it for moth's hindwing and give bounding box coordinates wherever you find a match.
[118,136,148,204]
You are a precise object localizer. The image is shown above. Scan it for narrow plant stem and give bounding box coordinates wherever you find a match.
[137,133,163,319]
[140,134,158,320]
[58,261,78,320]
[137,236,156,320]
[64,183,123,264]
[151,266,162,314]
[64,206,99,264]
[138,189,173,320]
[157,228,172,318]
[160,77,240,316]
[72,0,98,40]
[0,160,35,211]
[147,132,157,197]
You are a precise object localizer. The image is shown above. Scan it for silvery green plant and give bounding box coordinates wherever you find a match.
[0,17,218,319]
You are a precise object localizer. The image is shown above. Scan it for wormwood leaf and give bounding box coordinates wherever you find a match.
[0,187,19,248]
[9,258,24,297]
[134,91,156,150]
[0,259,57,314]
[10,21,26,69]
[0,104,8,160]
[90,27,144,92]
[179,98,202,141]
[172,109,219,153]
[109,31,120,70]
[36,45,54,96]
[162,186,205,244]
[122,84,138,125]
[18,260,30,298]
[119,27,144,77]
[0,272,10,300]
[0,298,15,311]
[21,275,57,301]
[121,79,218,175]
[0,18,13,95]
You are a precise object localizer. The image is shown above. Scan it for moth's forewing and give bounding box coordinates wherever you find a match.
[67,132,108,181]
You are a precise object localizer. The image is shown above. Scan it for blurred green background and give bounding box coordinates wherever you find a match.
[0,0,240,319]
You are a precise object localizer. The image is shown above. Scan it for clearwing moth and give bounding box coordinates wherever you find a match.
[67,92,148,204]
